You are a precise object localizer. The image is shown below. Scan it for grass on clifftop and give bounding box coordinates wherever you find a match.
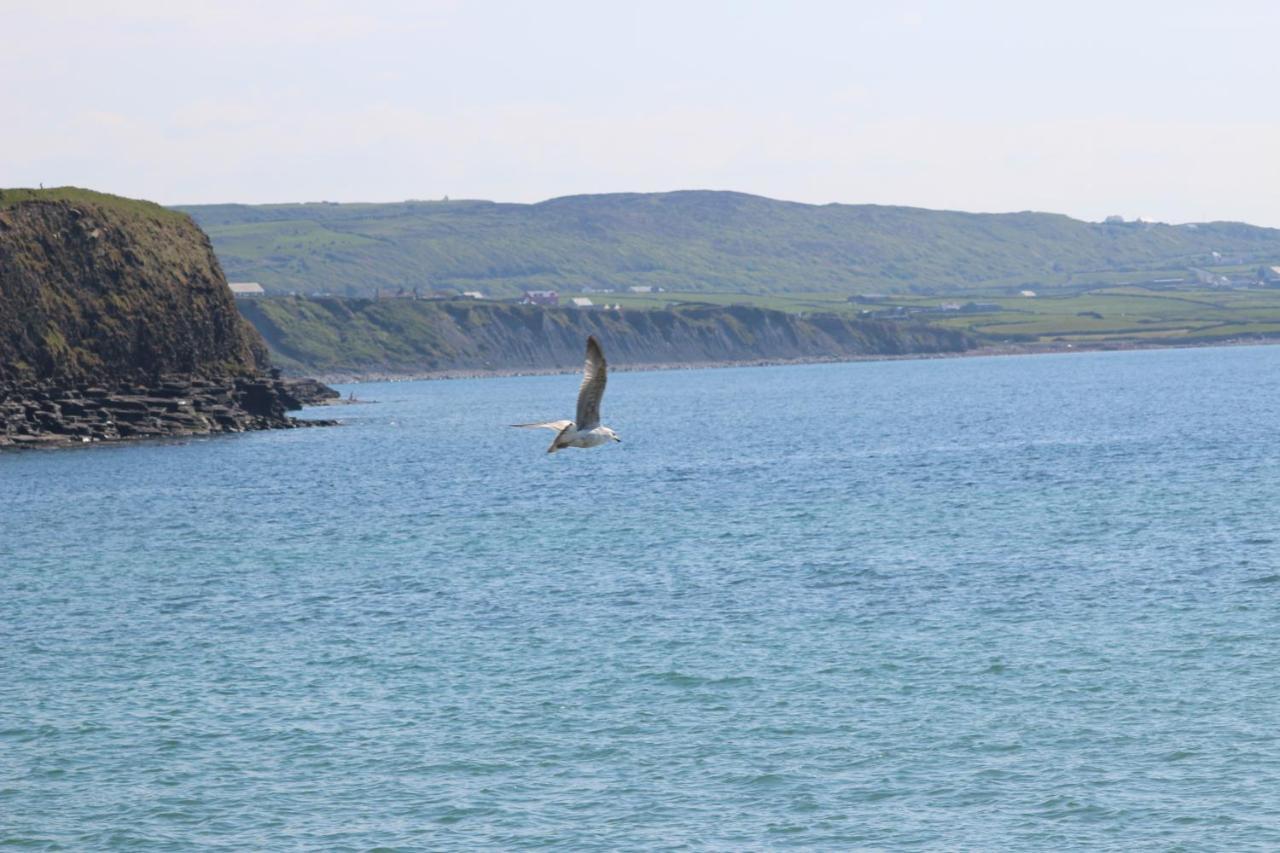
[0,186,187,223]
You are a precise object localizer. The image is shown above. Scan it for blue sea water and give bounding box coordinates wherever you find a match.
[5,345,1280,850]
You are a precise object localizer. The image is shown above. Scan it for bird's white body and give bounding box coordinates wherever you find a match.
[512,336,621,453]
[553,425,618,450]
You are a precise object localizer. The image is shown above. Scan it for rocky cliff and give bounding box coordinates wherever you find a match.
[0,188,332,447]
[239,296,975,378]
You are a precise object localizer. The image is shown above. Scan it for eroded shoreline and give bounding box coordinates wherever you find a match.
[301,336,1280,385]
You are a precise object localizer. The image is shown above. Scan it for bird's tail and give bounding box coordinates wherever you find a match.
[512,419,572,432]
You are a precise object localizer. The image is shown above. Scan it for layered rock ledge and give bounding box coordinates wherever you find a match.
[0,374,333,448]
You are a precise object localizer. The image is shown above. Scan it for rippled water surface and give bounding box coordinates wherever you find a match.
[6,346,1280,849]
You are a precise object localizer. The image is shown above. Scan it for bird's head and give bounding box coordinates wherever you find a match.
[603,427,621,443]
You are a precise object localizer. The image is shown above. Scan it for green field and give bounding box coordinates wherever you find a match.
[597,285,1280,347]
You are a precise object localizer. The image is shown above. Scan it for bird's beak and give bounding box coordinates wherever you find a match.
[614,436,622,442]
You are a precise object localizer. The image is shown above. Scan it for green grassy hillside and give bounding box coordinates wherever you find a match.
[180,191,1280,298]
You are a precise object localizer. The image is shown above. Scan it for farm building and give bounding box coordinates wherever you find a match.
[522,290,559,306]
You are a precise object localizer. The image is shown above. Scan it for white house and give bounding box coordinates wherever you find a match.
[228,282,265,297]
[570,297,594,308]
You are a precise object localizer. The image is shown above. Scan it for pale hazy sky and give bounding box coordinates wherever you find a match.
[4,1,1279,224]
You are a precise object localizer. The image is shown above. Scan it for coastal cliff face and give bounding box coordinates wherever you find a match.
[239,297,975,378]
[0,190,265,383]
[0,188,331,447]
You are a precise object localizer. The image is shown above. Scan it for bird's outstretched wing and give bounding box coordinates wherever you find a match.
[512,420,572,431]
[575,336,607,429]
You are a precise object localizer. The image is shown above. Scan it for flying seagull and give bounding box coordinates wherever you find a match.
[513,336,621,453]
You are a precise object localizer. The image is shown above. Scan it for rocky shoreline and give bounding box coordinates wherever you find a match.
[300,335,1280,385]
[0,374,337,449]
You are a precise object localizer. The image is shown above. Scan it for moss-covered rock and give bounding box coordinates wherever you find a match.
[0,187,266,384]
